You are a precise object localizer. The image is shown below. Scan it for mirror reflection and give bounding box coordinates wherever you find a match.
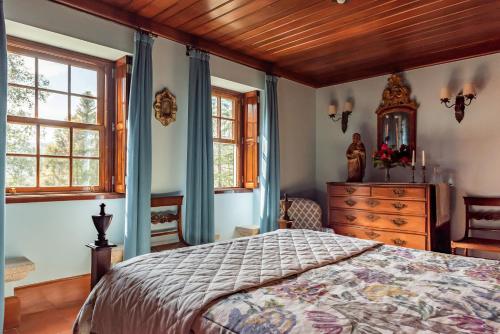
[380,111,410,148]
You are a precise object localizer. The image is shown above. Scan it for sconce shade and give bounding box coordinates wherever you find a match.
[328,104,337,115]
[463,83,476,97]
[344,101,353,112]
[440,87,451,100]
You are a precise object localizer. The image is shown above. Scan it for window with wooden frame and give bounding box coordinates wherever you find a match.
[5,37,130,200]
[211,87,259,191]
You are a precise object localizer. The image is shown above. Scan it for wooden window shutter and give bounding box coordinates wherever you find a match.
[242,91,260,189]
[114,55,132,193]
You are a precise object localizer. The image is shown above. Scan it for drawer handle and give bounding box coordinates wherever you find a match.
[365,231,380,239]
[345,199,357,207]
[345,186,357,194]
[392,188,406,197]
[345,215,357,222]
[366,214,380,222]
[392,202,408,210]
[367,199,380,208]
[392,238,407,246]
[391,218,408,226]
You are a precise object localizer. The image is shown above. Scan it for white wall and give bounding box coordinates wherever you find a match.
[279,79,316,198]
[316,52,500,257]
[3,0,317,290]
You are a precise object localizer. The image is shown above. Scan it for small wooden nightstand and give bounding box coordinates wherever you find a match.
[278,219,293,229]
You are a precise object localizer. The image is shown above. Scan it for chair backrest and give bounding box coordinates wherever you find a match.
[464,196,500,237]
[281,197,322,231]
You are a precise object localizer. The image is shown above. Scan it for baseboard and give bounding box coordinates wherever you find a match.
[4,296,21,330]
[14,274,90,316]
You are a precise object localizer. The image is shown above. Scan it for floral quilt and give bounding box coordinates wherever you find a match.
[192,245,499,334]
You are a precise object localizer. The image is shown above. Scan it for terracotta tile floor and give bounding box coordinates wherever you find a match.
[4,301,82,334]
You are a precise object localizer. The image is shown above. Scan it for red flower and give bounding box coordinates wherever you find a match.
[381,143,389,151]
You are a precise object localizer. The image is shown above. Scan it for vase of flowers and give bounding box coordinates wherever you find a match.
[373,143,411,182]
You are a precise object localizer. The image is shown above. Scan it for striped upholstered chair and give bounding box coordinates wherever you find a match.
[280,197,334,233]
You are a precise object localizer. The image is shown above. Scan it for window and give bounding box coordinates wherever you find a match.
[5,37,129,197]
[211,87,260,190]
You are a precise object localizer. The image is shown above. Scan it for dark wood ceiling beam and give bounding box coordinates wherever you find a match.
[49,0,317,87]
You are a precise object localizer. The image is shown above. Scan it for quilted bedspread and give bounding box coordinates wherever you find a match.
[74,229,379,334]
[193,244,500,334]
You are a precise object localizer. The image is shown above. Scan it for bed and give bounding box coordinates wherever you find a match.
[74,229,500,334]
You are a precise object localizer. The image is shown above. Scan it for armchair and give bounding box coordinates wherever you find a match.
[279,197,333,233]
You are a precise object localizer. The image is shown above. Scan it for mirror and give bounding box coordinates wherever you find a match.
[375,74,417,150]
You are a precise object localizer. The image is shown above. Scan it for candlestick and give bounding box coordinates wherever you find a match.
[421,166,427,183]
[410,165,416,183]
[422,150,426,167]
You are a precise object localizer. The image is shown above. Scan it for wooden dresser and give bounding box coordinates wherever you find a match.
[327,182,449,252]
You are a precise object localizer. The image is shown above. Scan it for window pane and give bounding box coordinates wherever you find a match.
[213,142,236,188]
[7,86,35,117]
[39,91,68,121]
[73,129,99,157]
[212,118,218,138]
[221,98,233,118]
[72,158,99,186]
[71,96,97,124]
[40,157,69,187]
[7,123,36,154]
[211,96,218,116]
[6,156,36,187]
[40,126,70,156]
[221,119,234,140]
[7,53,35,86]
[38,59,68,92]
[71,66,97,97]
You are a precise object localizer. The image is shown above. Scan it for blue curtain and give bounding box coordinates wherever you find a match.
[185,49,214,245]
[0,1,6,328]
[124,32,154,260]
[260,75,280,233]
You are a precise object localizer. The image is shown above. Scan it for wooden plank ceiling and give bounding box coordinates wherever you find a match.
[51,0,500,87]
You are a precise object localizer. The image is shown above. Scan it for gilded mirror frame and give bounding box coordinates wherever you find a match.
[375,74,418,150]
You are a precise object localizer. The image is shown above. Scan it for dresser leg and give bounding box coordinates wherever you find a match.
[464,248,468,257]
[451,247,456,255]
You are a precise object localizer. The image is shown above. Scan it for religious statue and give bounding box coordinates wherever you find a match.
[346,133,366,182]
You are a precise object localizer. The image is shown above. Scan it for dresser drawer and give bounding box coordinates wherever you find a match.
[372,186,426,200]
[334,225,427,250]
[330,197,426,215]
[328,184,370,197]
[329,209,426,233]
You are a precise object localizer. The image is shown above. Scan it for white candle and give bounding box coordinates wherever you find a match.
[422,150,426,167]
[328,104,337,116]
[344,101,353,112]
[463,83,475,97]
[412,150,415,167]
[440,87,451,100]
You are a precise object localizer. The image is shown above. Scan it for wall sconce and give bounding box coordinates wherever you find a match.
[440,83,476,123]
[328,101,353,133]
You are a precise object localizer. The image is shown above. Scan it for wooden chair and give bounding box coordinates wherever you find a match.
[151,194,187,251]
[451,197,500,256]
